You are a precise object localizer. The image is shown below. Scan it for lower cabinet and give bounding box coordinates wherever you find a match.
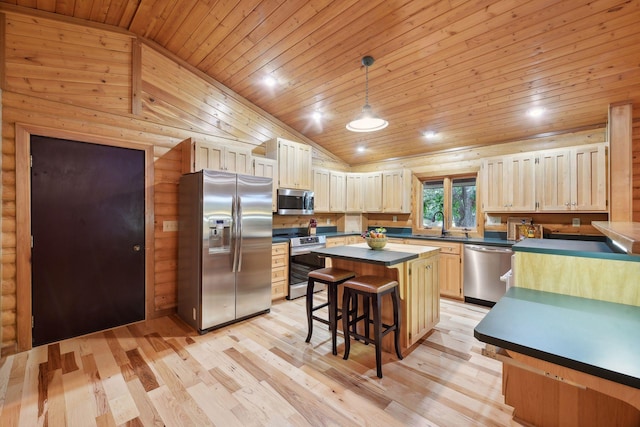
[346,235,361,245]
[405,254,439,348]
[271,243,288,300]
[404,239,463,299]
[325,236,346,247]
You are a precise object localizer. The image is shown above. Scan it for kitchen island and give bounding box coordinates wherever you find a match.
[312,242,440,354]
[476,238,640,426]
[475,287,640,426]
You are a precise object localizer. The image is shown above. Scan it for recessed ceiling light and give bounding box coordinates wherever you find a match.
[263,75,277,87]
[312,111,323,122]
[357,146,365,153]
[527,107,545,118]
[423,131,437,139]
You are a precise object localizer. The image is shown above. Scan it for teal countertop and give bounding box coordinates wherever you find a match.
[474,287,640,389]
[512,238,640,262]
[311,245,420,266]
[321,231,514,247]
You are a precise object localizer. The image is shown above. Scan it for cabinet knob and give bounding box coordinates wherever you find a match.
[426,265,431,270]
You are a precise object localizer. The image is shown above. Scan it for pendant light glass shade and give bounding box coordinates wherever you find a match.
[347,56,388,132]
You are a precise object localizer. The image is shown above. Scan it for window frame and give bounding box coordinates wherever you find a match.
[416,173,478,237]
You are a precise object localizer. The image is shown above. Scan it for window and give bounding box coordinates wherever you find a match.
[421,175,477,233]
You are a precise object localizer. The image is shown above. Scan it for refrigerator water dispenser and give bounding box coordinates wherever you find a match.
[208,218,230,253]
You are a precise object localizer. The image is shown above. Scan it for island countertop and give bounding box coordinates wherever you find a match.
[311,242,440,266]
[475,286,640,389]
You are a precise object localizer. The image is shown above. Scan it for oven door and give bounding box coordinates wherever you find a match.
[287,249,326,300]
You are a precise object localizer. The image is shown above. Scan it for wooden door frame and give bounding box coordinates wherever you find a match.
[15,123,155,352]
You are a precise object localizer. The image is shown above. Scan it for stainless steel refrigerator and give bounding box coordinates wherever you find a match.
[177,170,273,333]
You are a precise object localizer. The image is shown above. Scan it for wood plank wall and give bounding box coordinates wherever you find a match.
[633,105,640,221]
[0,7,340,354]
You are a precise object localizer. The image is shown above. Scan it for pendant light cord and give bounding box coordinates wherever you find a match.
[364,63,369,106]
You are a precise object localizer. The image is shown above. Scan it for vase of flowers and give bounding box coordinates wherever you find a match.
[362,227,388,250]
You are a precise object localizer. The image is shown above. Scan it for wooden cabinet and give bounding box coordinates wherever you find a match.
[266,138,312,190]
[312,168,330,212]
[405,254,439,348]
[325,236,346,247]
[345,235,361,245]
[312,169,347,212]
[253,157,278,212]
[311,168,410,214]
[346,173,364,212]
[405,239,462,299]
[382,169,412,213]
[482,153,536,211]
[538,143,607,211]
[181,138,252,174]
[271,243,288,300]
[482,143,607,213]
[363,172,383,212]
[329,171,346,212]
[537,149,572,211]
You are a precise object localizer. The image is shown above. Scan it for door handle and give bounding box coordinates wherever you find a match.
[133,244,142,252]
[466,245,512,254]
[236,196,243,272]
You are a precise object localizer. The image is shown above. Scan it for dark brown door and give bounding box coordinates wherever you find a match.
[31,135,145,346]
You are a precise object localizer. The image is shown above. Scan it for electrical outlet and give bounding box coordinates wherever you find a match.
[393,215,397,222]
[572,218,581,227]
[163,220,179,232]
[326,218,331,224]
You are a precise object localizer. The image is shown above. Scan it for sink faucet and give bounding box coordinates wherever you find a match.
[432,211,447,236]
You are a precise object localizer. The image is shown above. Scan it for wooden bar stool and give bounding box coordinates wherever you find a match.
[341,275,403,378]
[305,267,356,355]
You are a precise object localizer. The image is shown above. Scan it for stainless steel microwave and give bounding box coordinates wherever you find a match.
[277,188,314,215]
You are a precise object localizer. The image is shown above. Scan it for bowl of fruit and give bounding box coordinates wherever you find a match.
[362,227,388,250]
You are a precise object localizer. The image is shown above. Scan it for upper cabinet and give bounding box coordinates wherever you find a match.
[312,168,330,212]
[482,153,536,211]
[482,143,607,213]
[266,138,312,190]
[253,157,278,212]
[329,171,346,212]
[382,169,412,213]
[363,172,383,212]
[312,168,346,213]
[345,173,364,212]
[538,144,608,211]
[181,138,252,174]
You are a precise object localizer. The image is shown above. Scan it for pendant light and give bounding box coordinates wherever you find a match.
[346,56,389,132]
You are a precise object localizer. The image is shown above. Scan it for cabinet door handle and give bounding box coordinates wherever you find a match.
[426,265,431,270]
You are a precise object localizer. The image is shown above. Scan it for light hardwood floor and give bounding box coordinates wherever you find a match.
[0,297,523,426]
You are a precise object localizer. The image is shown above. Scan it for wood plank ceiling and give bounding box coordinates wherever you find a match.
[2,0,639,165]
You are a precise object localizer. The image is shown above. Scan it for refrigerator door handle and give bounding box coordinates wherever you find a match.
[231,195,239,272]
[236,196,243,271]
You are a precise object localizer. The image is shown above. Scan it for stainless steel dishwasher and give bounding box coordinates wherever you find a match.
[463,244,513,306]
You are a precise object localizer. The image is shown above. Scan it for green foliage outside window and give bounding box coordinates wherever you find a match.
[452,178,476,228]
[422,177,476,229]
[423,180,444,226]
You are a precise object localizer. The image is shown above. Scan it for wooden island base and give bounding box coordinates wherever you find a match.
[316,243,441,355]
[496,349,640,427]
